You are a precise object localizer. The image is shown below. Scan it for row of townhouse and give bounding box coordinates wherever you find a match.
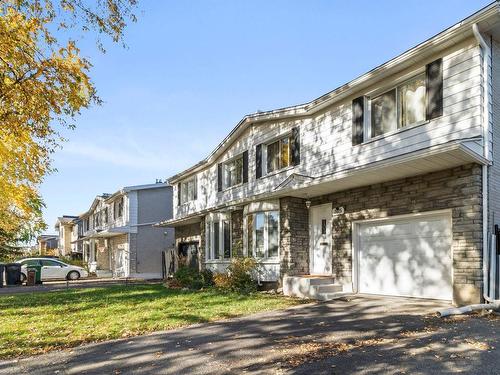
[52,183,174,279]
[156,3,500,306]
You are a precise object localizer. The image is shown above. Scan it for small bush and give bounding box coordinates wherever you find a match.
[213,272,231,289]
[200,268,214,287]
[173,266,213,290]
[214,257,258,294]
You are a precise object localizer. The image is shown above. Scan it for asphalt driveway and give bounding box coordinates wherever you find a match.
[1,295,498,374]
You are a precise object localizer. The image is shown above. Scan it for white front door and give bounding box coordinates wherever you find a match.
[309,204,333,275]
[356,213,453,300]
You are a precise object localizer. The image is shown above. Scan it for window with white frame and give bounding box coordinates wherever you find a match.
[246,211,279,259]
[206,214,231,260]
[266,135,291,174]
[370,73,426,139]
[224,155,243,189]
[180,177,196,204]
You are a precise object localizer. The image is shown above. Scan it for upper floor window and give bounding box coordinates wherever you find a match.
[102,208,109,225]
[93,213,100,228]
[179,177,197,205]
[371,73,426,138]
[266,136,291,174]
[352,58,442,146]
[224,155,243,189]
[256,128,300,179]
[114,197,124,219]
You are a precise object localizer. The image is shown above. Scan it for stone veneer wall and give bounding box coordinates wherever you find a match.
[279,197,309,278]
[231,210,244,257]
[308,163,483,305]
[175,220,205,270]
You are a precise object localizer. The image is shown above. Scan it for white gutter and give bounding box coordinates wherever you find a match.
[473,23,493,304]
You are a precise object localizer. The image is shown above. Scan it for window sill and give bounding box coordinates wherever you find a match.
[179,201,196,206]
[205,259,232,264]
[220,182,245,193]
[356,120,430,146]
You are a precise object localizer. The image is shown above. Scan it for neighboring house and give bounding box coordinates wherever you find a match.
[54,216,78,257]
[36,235,58,256]
[78,183,174,278]
[158,3,500,306]
[70,217,84,259]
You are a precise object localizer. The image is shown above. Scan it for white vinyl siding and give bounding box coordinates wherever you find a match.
[173,39,483,220]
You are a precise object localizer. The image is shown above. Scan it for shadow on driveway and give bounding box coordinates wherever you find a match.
[0,295,498,374]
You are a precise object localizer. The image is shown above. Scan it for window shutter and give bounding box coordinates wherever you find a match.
[426,58,443,120]
[352,96,365,145]
[177,183,181,206]
[193,176,198,200]
[242,150,249,183]
[291,127,300,166]
[217,163,223,192]
[256,144,262,179]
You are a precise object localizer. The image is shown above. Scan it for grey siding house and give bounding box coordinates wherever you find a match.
[79,183,174,279]
[159,3,500,306]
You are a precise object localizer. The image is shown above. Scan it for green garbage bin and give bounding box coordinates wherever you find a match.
[27,265,42,285]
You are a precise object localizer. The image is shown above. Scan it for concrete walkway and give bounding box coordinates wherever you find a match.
[0,295,499,374]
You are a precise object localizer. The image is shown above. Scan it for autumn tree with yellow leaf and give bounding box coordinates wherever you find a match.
[0,0,137,258]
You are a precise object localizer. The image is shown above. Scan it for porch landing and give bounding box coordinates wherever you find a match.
[283,275,346,301]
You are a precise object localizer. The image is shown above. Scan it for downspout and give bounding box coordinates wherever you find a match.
[440,24,497,317]
[473,23,492,302]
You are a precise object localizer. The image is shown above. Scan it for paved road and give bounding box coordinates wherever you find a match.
[0,295,499,374]
[0,278,162,295]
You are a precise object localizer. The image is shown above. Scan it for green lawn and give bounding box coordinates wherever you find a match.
[0,284,301,359]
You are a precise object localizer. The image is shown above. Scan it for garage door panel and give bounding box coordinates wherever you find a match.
[358,214,452,300]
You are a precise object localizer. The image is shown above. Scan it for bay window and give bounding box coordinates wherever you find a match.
[206,214,231,261]
[246,211,279,259]
[224,156,243,189]
[370,73,426,139]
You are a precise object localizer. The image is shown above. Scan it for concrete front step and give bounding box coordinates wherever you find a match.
[311,284,343,294]
[317,291,353,301]
[283,275,345,300]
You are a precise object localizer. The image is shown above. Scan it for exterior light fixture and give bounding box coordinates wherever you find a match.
[305,200,312,209]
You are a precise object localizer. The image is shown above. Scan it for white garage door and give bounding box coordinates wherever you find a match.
[357,213,452,300]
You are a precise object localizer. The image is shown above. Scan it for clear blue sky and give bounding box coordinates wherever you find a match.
[40,0,491,233]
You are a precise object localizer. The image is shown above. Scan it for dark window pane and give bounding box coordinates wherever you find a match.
[371,89,397,137]
[223,220,231,259]
[213,222,220,259]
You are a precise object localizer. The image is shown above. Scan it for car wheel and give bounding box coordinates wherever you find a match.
[20,273,27,283]
[67,271,80,281]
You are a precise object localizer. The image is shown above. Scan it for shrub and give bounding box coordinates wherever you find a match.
[173,266,213,290]
[214,257,258,294]
[213,272,231,289]
[200,268,214,287]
